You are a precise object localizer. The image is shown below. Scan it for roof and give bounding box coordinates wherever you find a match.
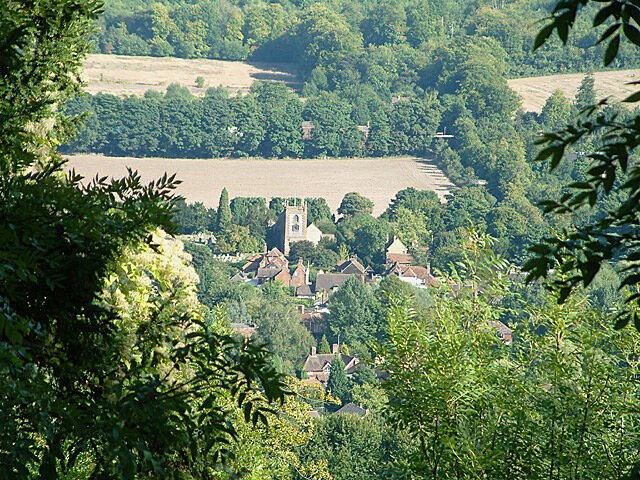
[296,284,314,297]
[257,266,283,279]
[488,320,513,342]
[336,258,367,275]
[386,253,415,266]
[302,353,358,374]
[315,273,355,292]
[336,403,368,417]
[390,264,439,287]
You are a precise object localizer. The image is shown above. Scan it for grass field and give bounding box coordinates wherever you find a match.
[508,69,640,112]
[82,54,299,97]
[65,154,453,216]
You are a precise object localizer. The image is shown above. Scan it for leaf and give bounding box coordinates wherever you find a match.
[624,22,640,47]
[534,24,554,50]
[614,314,630,330]
[622,90,640,103]
[605,34,620,66]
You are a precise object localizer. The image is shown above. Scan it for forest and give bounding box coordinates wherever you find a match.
[5,0,640,479]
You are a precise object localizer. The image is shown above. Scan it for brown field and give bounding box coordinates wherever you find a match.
[508,69,640,112]
[82,54,299,97]
[65,154,454,216]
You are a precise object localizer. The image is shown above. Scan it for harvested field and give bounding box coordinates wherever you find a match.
[82,54,300,97]
[508,69,640,112]
[65,155,454,216]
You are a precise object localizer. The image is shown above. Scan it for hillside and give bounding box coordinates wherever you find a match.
[508,69,640,112]
[82,54,300,96]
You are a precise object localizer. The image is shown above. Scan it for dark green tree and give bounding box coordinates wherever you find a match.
[329,277,384,349]
[338,192,374,218]
[327,354,350,405]
[216,187,232,232]
[319,334,331,354]
[575,73,596,111]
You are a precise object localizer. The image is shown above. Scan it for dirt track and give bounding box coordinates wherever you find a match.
[65,154,454,215]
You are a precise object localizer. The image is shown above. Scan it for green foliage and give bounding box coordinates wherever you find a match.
[328,277,384,350]
[0,4,289,476]
[216,187,232,233]
[338,192,374,218]
[381,233,640,478]
[525,0,640,330]
[326,354,350,406]
[319,334,331,354]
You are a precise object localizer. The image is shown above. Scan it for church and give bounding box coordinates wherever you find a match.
[273,200,323,255]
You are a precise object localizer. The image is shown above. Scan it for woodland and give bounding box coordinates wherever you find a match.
[4,0,640,479]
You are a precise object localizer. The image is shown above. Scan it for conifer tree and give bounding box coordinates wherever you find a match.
[327,354,350,405]
[216,187,232,232]
[319,334,331,354]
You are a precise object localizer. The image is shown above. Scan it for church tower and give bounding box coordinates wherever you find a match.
[280,200,307,255]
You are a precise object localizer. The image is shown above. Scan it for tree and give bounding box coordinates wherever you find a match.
[575,73,596,111]
[326,355,350,405]
[328,277,384,350]
[216,187,232,232]
[525,0,640,330]
[319,334,331,354]
[380,234,640,478]
[338,192,374,218]
[0,3,287,477]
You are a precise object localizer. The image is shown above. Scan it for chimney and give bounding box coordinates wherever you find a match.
[297,304,305,314]
[311,346,316,355]
[332,343,339,355]
[426,262,431,275]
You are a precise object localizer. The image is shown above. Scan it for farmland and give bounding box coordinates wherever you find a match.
[64,154,453,215]
[508,68,640,112]
[81,54,299,97]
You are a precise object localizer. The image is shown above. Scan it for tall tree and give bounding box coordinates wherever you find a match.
[216,187,232,232]
[327,354,350,405]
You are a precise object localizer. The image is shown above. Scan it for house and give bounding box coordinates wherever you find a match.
[335,257,370,278]
[302,344,359,386]
[300,307,328,334]
[488,320,513,345]
[386,236,408,255]
[295,283,315,299]
[315,273,359,302]
[231,322,257,338]
[257,265,291,285]
[241,247,292,286]
[335,403,369,417]
[387,262,439,288]
[290,257,309,288]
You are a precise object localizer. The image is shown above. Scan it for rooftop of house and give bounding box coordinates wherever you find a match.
[335,403,369,417]
[315,273,356,292]
[335,257,368,275]
[386,253,415,266]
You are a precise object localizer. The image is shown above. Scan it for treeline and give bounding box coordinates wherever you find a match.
[96,0,640,79]
[62,83,440,160]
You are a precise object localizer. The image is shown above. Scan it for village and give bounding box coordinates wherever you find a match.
[182,198,513,417]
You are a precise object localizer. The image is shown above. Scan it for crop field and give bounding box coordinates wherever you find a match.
[508,68,640,112]
[65,154,454,216]
[82,54,300,97]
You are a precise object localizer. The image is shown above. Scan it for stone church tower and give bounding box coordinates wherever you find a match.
[281,202,307,255]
